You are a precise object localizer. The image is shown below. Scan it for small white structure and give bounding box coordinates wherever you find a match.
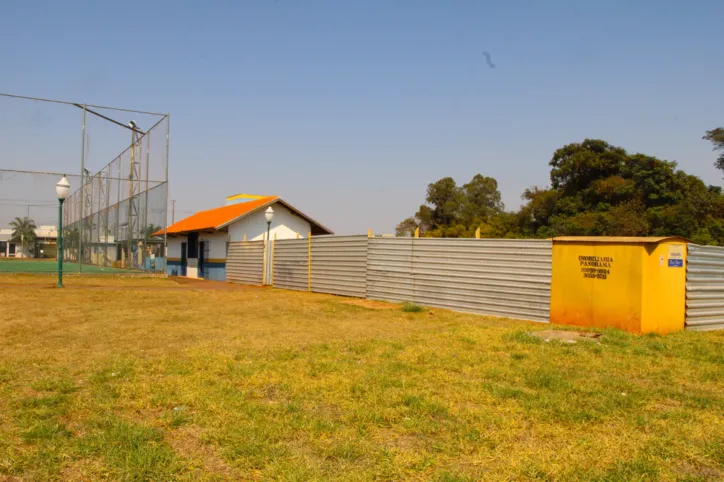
[161,194,332,281]
[0,225,58,258]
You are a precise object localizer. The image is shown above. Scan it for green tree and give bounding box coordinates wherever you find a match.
[143,224,163,240]
[395,217,418,237]
[460,174,504,225]
[703,128,724,172]
[423,177,463,229]
[400,174,509,237]
[518,138,724,243]
[9,217,37,255]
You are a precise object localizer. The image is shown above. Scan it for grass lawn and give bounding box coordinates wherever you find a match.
[0,276,722,481]
[0,259,133,274]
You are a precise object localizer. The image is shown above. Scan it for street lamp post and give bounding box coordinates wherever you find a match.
[56,175,71,288]
[264,207,274,285]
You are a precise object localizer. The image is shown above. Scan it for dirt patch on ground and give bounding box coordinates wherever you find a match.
[170,277,264,291]
[339,299,398,310]
[532,330,602,343]
[166,426,235,478]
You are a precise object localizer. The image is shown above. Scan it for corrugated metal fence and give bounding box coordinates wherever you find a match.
[311,235,368,297]
[273,238,309,291]
[368,238,551,322]
[226,241,264,286]
[226,235,552,323]
[685,244,724,331]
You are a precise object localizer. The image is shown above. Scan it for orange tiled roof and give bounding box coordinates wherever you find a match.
[156,196,277,235]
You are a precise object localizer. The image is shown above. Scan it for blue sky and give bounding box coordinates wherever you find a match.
[1,0,723,233]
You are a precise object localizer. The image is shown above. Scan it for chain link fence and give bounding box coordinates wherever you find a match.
[0,93,169,274]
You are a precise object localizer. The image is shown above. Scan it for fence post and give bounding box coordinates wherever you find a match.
[271,233,276,286]
[262,232,267,285]
[308,232,312,292]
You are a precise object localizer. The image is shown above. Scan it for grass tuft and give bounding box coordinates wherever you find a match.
[401,302,425,313]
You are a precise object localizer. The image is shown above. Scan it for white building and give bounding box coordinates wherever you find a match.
[0,225,58,258]
[161,194,332,281]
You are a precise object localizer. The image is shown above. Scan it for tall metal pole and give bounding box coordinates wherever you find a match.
[163,114,170,276]
[266,221,272,285]
[128,128,134,268]
[57,199,64,287]
[78,105,86,273]
[143,131,151,270]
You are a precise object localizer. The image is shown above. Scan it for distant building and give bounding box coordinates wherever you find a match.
[157,194,332,281]
[0,225,58,258]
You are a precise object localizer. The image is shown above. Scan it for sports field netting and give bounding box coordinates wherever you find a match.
[0,93,170,275]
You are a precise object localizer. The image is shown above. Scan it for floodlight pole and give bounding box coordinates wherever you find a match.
[78,104,86,273]
[57,199,64,287]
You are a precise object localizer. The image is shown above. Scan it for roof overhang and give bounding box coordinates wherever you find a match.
[215,198,333,235]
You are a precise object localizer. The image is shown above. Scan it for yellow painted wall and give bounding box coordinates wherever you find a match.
[640,242,686,334]
[551,238,687,334]
[552,242,643,332]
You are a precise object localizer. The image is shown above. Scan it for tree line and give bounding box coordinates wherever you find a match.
[397,130,724,244]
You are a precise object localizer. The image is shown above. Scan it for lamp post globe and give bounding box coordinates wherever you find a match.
[265,206,275,240]
[56,176,70,200]
[56,175,71,288]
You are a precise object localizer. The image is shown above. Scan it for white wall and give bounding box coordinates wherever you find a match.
[168,232,228,260]
[228,203,311,242]
[198,232,229,260]
[167,237,184,260]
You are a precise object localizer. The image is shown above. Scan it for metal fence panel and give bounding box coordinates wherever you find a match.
[367,238,415,302]
[311,235,368,297]
[686,244,724,331]
[367,237,551,322]
[273,238,309,291]
[226,241,264,285]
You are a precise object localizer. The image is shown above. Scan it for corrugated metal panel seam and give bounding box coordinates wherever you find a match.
[226,241,264,285]
[311,235,368,297]
[367,238,551,323]
[273,239,309,291]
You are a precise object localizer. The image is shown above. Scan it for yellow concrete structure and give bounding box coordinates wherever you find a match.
[551,237,688,334]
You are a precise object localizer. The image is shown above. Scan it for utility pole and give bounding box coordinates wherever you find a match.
[171,200,176,224]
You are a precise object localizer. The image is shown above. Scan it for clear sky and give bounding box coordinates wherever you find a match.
[1,0,723,234]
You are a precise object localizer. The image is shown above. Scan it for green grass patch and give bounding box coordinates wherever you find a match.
[401,302,425,313]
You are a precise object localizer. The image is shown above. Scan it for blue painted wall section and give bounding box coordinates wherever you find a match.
[167,259,182,277]
[200,262,226,281]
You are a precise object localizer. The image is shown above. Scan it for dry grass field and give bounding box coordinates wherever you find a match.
[0,275,722,481]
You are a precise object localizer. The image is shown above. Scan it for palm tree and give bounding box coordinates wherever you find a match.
[143,224,163,240]
[9,217,37,257]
